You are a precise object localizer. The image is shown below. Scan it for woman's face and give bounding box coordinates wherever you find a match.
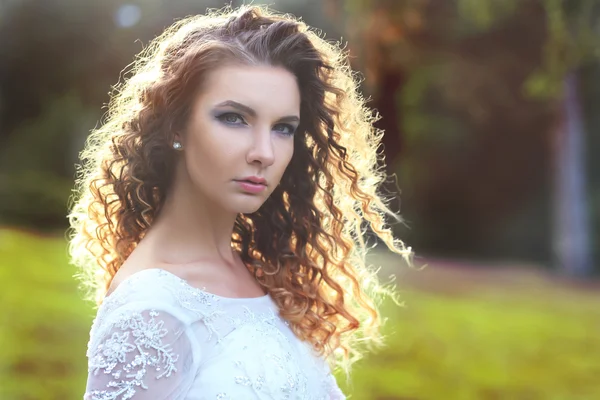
[176,64,300,214]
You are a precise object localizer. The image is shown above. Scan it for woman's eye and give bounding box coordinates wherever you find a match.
[273,124,296,136]
[217,113,295,135]
[218,113,245,125]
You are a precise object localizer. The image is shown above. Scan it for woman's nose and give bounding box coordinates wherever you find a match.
[246,128,275,167]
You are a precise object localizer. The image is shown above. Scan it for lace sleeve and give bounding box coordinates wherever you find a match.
[84,303,199,400]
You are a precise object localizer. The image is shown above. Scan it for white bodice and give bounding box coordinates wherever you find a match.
[84,268,346,399]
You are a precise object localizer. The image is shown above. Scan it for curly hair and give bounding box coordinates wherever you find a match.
[67,4,413,377]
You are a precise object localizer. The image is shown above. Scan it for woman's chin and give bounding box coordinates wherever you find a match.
[227,197,267,215]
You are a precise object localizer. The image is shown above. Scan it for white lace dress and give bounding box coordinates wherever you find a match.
[83,268,347,399]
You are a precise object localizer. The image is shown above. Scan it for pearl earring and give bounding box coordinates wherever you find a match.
[173,141,183,150]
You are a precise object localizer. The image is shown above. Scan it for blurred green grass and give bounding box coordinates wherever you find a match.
[341,256,600,399]
[0,228,599,400]
[0,228,93,400]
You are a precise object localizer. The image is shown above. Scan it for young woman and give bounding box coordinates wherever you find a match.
[69,5,412,399]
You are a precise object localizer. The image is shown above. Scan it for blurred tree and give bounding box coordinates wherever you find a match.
[541,0,598,276]
[580,62,600,276]
[553,73,593,277]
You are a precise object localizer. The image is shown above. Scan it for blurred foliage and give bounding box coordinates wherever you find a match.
[334,0,600,265]
[339,0,600,97]
[1,229,599,399]
[524,0,600,98]
[0,93,97,229]
[0,0,599,264]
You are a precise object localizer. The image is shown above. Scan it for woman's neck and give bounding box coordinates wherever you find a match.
[141,177,239,267]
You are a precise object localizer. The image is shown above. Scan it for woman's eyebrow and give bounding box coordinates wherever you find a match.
[215,100,300,122]
[278,116,300,123]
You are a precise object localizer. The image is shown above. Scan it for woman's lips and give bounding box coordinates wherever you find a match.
[234,180,267,193]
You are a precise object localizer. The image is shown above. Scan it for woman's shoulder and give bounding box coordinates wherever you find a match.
[91,268,277,334]
[89,267,283,352]
[86,269,216,352]
[102,268,180,307]
[96,268,223,321]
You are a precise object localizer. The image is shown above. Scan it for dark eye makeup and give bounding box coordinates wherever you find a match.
[214,112,297,136]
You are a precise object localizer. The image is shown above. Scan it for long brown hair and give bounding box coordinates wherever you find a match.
[68,4,413,376]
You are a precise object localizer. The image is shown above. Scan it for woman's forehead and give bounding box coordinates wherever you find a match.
[198,65,301,116]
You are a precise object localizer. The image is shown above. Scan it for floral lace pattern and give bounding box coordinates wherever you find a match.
[84,268,345,400]
[229,306,308,398]
[86,310,181,400]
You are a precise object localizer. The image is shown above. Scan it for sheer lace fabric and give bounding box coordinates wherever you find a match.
[84,269,346,399]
